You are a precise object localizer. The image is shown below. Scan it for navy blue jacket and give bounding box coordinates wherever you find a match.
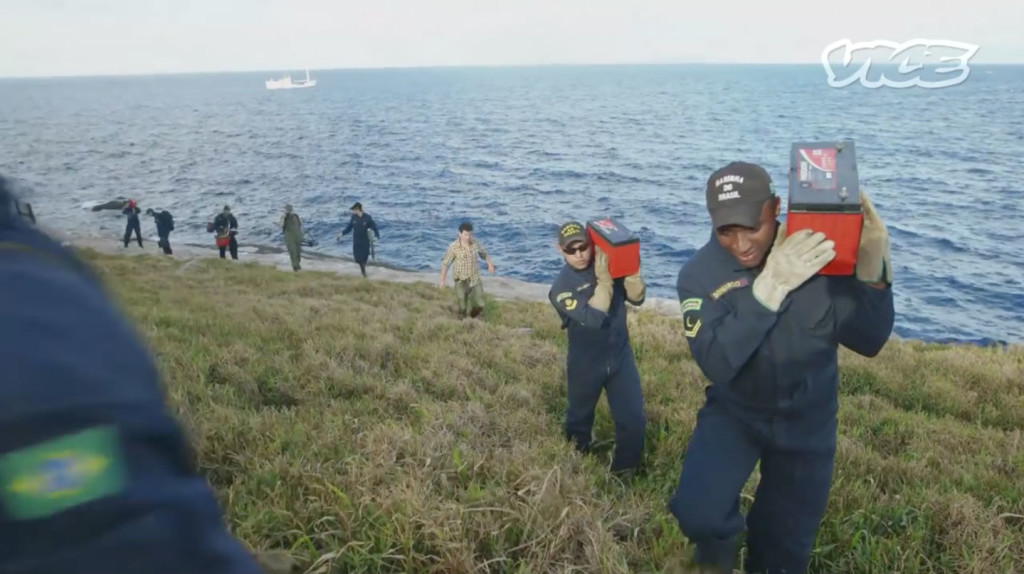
[676,226,895,421]
[0,221,261,572]
[121,205,140,223]
[341,213,379,263]
[213,212,238,236]
[152,210,174,237]
[549,263,644,360]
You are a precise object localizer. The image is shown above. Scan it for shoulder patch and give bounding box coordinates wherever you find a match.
[710,277,750,300]
[555,291,578,311]
[680,297,703,338]
[0,426,127,521]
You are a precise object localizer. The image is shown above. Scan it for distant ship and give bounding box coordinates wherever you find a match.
[265,69,317,90]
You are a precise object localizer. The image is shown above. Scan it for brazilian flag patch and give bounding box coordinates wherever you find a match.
[0,426,126,520]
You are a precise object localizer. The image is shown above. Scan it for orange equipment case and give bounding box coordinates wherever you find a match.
[586,217,640,279]
[786,140,863,276]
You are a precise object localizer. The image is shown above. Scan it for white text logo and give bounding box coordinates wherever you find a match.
[821,38,979,89]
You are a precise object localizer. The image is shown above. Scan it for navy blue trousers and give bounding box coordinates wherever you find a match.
[157,231,172,254]
[565,345,646,472]
[669,396,837,574]
[123,219,142,247]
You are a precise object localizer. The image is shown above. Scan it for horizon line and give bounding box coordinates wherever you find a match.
[3,59,1023,80]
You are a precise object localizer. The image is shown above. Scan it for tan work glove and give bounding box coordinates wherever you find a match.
[624,268,645,301]
[752,227,836,311]
[589,247,613,312]
[855,191,893,284]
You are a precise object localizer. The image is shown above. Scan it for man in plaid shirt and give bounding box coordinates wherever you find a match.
[439,221,496,319]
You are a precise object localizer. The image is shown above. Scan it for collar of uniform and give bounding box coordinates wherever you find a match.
[703,229,791,311]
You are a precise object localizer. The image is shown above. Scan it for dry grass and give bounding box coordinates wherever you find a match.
[82,249,1024,574]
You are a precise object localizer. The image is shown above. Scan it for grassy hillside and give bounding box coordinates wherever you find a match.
[83,250,1023,574]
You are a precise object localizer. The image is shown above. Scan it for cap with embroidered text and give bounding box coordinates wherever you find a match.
[705,161,775,229]
[558,221,588,249]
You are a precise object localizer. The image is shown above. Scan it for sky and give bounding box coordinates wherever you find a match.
[1,0,1021,77]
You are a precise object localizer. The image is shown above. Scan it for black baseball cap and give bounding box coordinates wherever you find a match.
[705,161,775,229]
[558,221,588,249]
[350,202,362,210]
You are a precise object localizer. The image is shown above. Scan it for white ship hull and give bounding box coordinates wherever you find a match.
[265,69,317,90]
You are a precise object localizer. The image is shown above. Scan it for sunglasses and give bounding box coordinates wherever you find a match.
[562,243,590,255]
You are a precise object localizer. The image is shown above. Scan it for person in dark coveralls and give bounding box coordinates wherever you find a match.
[145,207,174,255]
[213,205,239,260]
[670,162,895,574]
[547,221,648,478]
[0,176,263,573]
[339,202,379,277]
[121,199,143,248]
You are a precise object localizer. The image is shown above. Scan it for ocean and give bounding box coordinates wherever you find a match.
[1,64,1021,345]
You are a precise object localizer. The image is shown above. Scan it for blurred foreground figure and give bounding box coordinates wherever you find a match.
[0,175,263,573]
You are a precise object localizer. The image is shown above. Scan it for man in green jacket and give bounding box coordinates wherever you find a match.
[281,204,303,271]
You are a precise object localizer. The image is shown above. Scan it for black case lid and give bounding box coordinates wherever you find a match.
[788,140,862,213]
[587,217,639,246]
